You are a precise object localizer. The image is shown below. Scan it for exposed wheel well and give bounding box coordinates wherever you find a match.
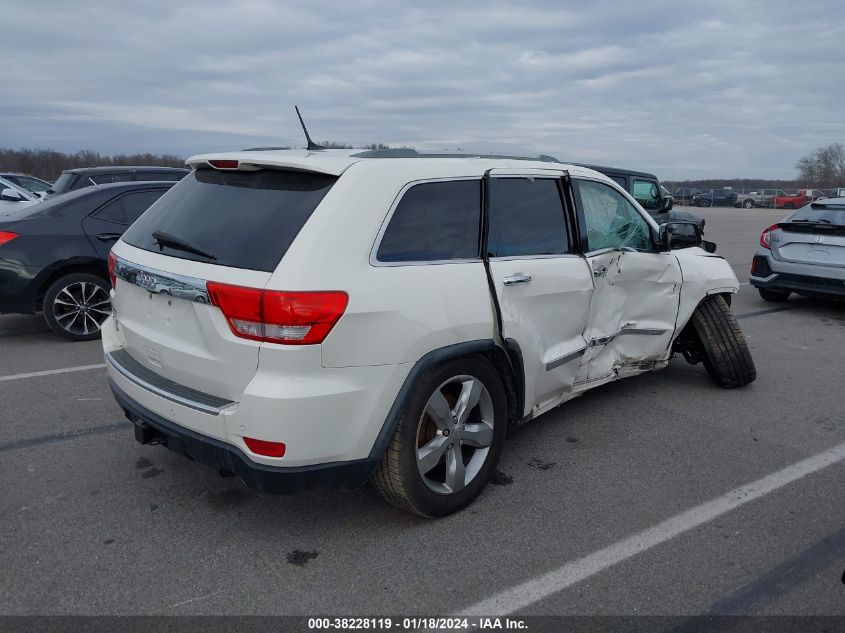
[36,262,109,311]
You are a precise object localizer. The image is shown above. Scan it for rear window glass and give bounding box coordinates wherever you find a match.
[122,168,337,272]
[376,180,481,262]
[791,205,845,226]
[135,171,185,182]
[51,173,79,193]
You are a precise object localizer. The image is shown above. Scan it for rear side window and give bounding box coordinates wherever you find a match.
[487,178,569,257]
[122,169,337,272]
[122,190,168,223]
[376,180,481,262]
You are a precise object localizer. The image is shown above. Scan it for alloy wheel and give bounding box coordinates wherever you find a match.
[415,375,495,495]
[52,281,111,337]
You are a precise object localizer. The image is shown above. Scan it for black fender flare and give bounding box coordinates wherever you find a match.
[367,339,525,461]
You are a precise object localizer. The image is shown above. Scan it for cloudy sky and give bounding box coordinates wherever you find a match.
[2,0,842,179]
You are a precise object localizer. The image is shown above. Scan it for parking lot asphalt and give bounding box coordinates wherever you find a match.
[1,205,843,616]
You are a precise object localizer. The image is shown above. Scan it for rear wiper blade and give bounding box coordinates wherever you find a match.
[151,230,217,260]
[791,219,832,224]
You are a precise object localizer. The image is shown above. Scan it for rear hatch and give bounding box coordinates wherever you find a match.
[772,203,845,268]
[111,164,339,400]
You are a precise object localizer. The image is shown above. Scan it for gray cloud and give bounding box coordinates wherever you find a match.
[2,0,842,179]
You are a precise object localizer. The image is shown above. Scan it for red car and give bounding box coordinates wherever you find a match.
[774,189,825,209]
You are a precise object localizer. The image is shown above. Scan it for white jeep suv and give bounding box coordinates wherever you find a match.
[103,149,755,516]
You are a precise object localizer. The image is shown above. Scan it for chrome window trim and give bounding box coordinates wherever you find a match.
[113,255,210,304]
[105,352,235,415]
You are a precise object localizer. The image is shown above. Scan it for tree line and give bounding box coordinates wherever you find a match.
[0,145,395,181]
[0,149,185,181]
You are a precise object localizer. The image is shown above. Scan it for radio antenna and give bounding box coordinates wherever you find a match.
[295,105,324,150]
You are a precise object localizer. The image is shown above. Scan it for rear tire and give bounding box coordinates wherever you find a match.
[691,295,756,388]
[43,273,111,341]
[742,199,755,209]
[372,357,508,517]
[758,288,790,302]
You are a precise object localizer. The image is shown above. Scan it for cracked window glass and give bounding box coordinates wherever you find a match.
[575,179,651,252]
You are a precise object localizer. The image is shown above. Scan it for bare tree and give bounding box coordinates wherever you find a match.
[795,143,845,189]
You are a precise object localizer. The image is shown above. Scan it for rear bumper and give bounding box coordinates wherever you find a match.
[750,255,845,297]
[110,379,378,494]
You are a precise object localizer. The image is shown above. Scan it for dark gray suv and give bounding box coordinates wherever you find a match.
[45,166,188,199]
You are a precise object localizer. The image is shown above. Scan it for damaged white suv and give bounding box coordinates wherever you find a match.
[103,149,755,516]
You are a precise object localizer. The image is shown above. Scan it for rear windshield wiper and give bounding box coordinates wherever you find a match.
[151,230,217,261]
[791,219,832,224]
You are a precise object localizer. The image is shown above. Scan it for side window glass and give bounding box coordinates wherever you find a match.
[95,198,126,223]
[487,177,569,257]
[122,190,167,223]
[90,174,115,185]
[610,176,627,188]
[575,179,652,252]
[633,179,660,211]
[376,180,481,262]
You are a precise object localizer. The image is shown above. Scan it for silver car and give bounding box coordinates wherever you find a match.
[750,197,845,301]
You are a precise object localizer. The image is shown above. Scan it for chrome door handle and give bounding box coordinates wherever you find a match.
[503,273,532,285]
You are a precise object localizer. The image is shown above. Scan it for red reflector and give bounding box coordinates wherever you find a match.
[243,436,286,458]
[206,282,348,345]
[760,224,778,249]
[208,159,239,169]
[0,231,19,246]
[108,251,117,287]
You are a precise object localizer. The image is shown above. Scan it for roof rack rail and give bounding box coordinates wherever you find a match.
[349,148,561,162]
[241,146,293,151]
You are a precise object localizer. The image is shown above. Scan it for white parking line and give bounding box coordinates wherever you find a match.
[0,363,106,382]
[460,441,845,616]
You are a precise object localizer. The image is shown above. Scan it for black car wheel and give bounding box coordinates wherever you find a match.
[742,199,755,209]
[691,295,756,389]
[43,273,112,341]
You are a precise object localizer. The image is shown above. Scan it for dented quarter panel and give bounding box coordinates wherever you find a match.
[673,248,740,332]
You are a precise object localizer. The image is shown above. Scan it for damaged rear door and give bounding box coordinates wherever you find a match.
[571,178,681,382]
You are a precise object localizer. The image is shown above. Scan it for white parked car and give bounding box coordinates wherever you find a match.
[0,177,41,215]
[103,149,756,516]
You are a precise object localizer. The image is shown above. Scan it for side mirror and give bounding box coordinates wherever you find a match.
[658,221,703,251]
[0,188,25,202]
[662,196,674,211]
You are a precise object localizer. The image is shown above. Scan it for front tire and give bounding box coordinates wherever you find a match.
[758,288,790,302]
[43,273,112,341]
[691,295,756,388]
[742,199,755,209]
[372,357,508,517]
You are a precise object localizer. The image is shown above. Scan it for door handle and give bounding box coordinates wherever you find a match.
[592,265,608,278]
[96,233,122,242]
[503,273,532,285]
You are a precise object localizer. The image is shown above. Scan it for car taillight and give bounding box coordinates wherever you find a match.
[0,231,19,246]
[108,251,117,287]
[206,281,348,345]
[759,224,778,249]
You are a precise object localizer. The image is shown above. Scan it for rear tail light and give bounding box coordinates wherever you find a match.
[759,224,778,249]
[108,251,117,287]
[0,231,19,246]
[243,436,286,458]
[206,282,348,345]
